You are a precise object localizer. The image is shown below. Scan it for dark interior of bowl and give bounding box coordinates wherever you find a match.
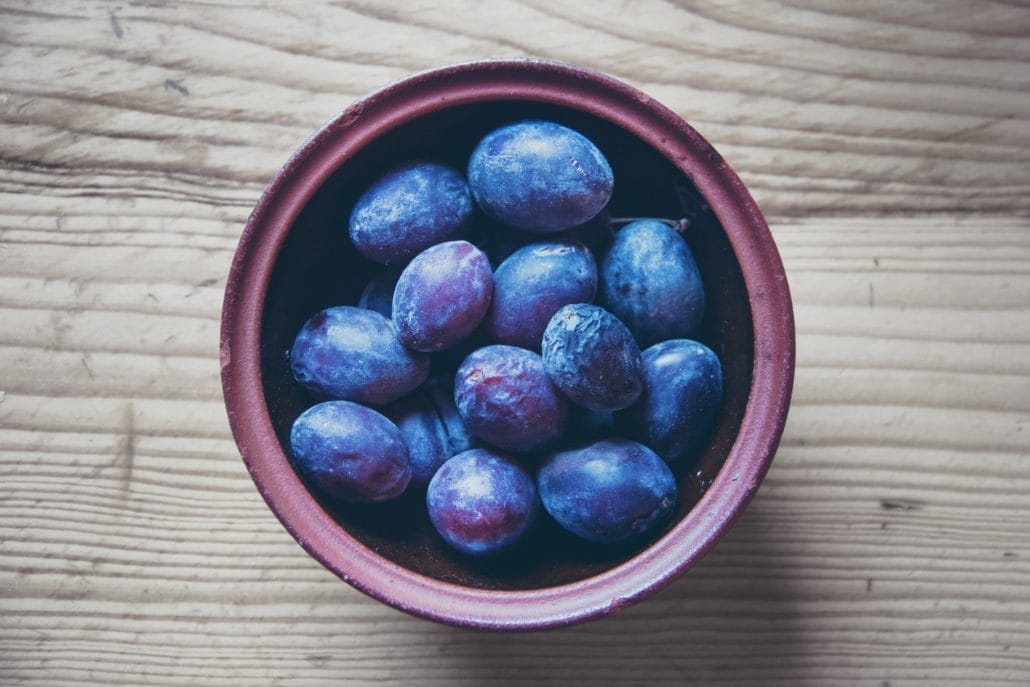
[260,101,754,590]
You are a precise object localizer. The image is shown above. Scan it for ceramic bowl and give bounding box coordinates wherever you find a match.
[220,59,794,630]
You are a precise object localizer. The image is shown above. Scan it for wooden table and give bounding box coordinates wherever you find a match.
[2,2,1028,684]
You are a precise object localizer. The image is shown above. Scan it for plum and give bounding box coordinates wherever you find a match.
[617,339,723,463]
[468,120,613,233]
[290,306,429,406]
[349,161,473,265]
[599,219,705,347]
[385,377,476,488]
[426,448,538,556]
[422,376,477,456]
[541,303,643,412]
[485,241,597,350]
[356,268,401,318]
[290,400,411,502]
[538,438,677,545]
[392,241,493,352]
[454,345,568,452]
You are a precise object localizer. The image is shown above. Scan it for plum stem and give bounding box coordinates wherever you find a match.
[608,217,690,234]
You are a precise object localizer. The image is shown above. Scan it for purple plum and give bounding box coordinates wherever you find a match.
[538,439,677,544]
[616,339,723,463]
[356,268,401,318]
[599,219,705,347]
[454,345,568,452]
[385,377,476,488]
[468,120,613,233]
[541,303,643,412]
[290,306,429,406]
[426,448,538,556]
[349,161,473,265]
[393,241,493,352]
[485,241,597,350]
[290,400,411,502]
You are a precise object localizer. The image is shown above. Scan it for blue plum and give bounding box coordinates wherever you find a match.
[426,448,538,556]
[290,400,411,502]
[486,241,597,350]
[468,120,613,233]
[616,339,723,463]
[385,377,476,488]
[454,345,568,452]
[599,219,705,347]
[348,161,473,265]
[392,241,493,352]
[290,306,429,405]
[538,439,677,545]
[356,268,400,318]
[422,376,477,456]
[541,303,643,412]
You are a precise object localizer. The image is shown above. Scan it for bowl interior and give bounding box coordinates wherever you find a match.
[259,100,754,591]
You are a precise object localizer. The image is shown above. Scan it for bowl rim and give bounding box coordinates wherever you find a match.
[220,57,795,631]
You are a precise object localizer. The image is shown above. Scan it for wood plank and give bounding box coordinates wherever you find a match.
[1,1,1029,684]
[1,1,1029,220]
[2,214,1028,684]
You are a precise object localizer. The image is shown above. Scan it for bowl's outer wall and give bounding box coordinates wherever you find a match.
[221,59,795,630]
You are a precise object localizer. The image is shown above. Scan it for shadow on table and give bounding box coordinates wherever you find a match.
[436,493,806,685]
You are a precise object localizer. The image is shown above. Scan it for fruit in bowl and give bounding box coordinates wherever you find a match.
[221,59,794,630]
[281,114,728,559]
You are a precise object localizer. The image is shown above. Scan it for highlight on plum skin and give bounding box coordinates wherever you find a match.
[426,448,539,556]
[348,160,474,266]
[537,438,677,545]
[290,306,429,406]
[289,400,412,503]
[453,344,568,453]
[392,240,493,353]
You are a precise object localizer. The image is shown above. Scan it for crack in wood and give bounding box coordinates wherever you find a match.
[118,401,136,498]
[880,499,922,511]
[163,79,189,96]
[108,7,124,39]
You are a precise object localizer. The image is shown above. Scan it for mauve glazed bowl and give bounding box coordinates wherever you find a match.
[220,59,795,630]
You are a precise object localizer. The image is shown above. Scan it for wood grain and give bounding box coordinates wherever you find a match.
[1,1,1029,685]
[2,0,1029,220]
